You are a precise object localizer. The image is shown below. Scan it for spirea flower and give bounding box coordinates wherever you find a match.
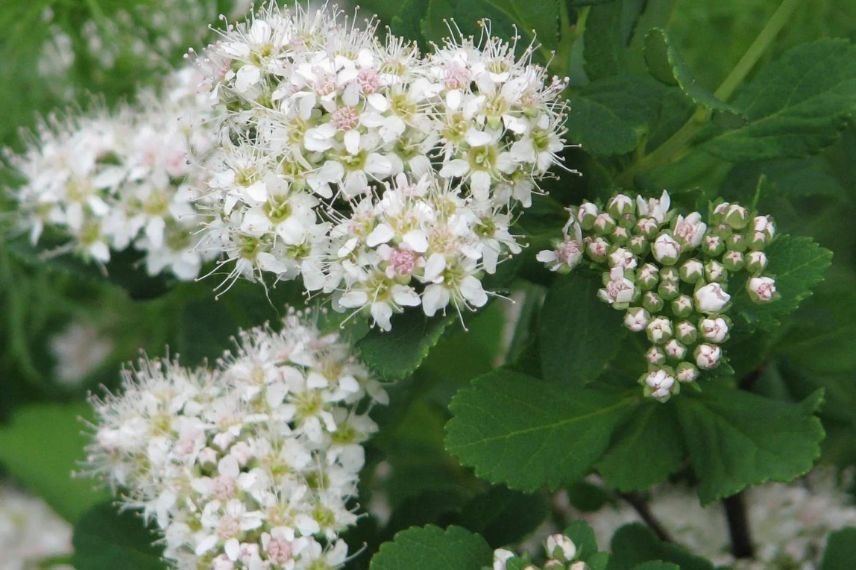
[539,191,779,401]
[194,3,568,326]
[0,483,73,570]
[5,67,219,280]
[84,309,387,569]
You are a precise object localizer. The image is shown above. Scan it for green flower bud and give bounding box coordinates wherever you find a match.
[676,361,699,383]
[675,320,698,344]
[727,232,748,252]
[645,346,666,366]
[721,250,745,271]
[629,235,649,256]
[702,234,725,257]
[577,201,598,230]
[723,204,749,229]
[637,263,659,290]
[704,260,727,283]
[679,259,704,283]
[664,338,687,360]
[635,217,659,240]
[660,266,679,283]
[658,280,680,301]
[671,294,693,318]
[745,250,768,274]
[586,237,609,262]
[607,193,635,218]
[611,225,630,245]
[652,232,681,265]
[593,212,616,235]
[643,291,664,313]
[646,316,673,344]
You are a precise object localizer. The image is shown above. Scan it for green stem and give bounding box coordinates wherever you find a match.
[617,0,800,186]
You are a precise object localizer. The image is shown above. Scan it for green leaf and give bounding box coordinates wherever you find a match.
[732,235,833,330]
[0,403,109,522]
[539,272,626,385]
[72,503,166,570]
[357,312,454,379]
[370,525,493,570]
[597,402,685,491]
[479,0,561,50]
[419,0,517,46]
[455,486,549,548]
[675,386,825,504]
[643,28,735,113]
[566,74,665,156]
[821,527,856,570]
[607,523,714,570]
[583,1,627,80]
[445,369,635,491]
[703,39,856,162]
[632,563,680,570]
[390,0,429,42]
[564,520,600,561]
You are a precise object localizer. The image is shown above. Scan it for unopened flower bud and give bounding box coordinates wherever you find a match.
[747,276,777,303]
[672,294,693,318]
[611,225,630,245]
[569,562,590,570]
[680,258,704,283]
[643,291,664,312]
[646,317,673,344]
[694,282,731,314]
[675,320,698,344]
[493,549,514,570]
[586,237,609,262]
[643,368,676,402]
[609,248,637,270]
[673,212,707,249]
[652,232,681,265]
[712,202,730,224]
[624,307,650,332]
[607,194,634,218]
[723,204,749,229]
[722,250,745,271]
[546,534,576,562]
[537,238,584,273]
[646,346,666,365]
[695,343,722,369]
[660,266,679,283]
[727,233,748,252]
[657,280,680,301]
[544,562,564,570]
[664,339,687,360]
[676,361,699,383]
[704,260,727,283]
[598,269,636,307]
[699,317,729,343]
[629,235,649,256]
[746,250,768,274]
[637,263,659,290]
[593,213,616,235]
[702,234,725,257]
[753,215,775,242]
[577,202,598,230]
[635,217,659,240]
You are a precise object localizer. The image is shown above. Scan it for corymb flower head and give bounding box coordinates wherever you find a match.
[540,190,781,401]
[84,308,387,569]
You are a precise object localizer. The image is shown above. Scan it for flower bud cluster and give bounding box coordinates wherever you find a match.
[539,191,779,402]
[493,533,589,570]
[196,3,568,326]
[84,309,388,569]
[6,68,219,280]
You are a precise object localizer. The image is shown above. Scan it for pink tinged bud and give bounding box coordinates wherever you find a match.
[577,202,599,229]
[607,194,634,217]
[629,235,648,255]
[637,263,659,290]
[266,537,293,565]
[664,339,687,360]
[695,343,722,369]
[676,362,699,382]
[660,266,679,283]
[694,282,731,314]
[635,217,659,239]
[624,307,650,332]
[753,215,775,239]
[609,248,637,270]
[643,291,664,312]
[676,320,698,344]
[680,259,704,283]
[545,534,576,562]
[672,295,693,318]
[593,213,616,234]
[644,369,676,402]
[747,276,777,303]
[599,273,636,306]
[646,317,673,344]
[611,226,630,244]
[703,234,725,256]
[722,250,745,271]
[674,213,706,249]
[652,233,681,265]
[724,204,749,229]
[727,233,748,252]
[646,346,666,365]
[712,202,730,221]
[586,237,609,261]
[557,239,584,268]
[746,250,768,274]
[700,317,729,343]
[657,280,680,301]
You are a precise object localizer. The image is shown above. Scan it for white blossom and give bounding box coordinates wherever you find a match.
[694,283,731,314]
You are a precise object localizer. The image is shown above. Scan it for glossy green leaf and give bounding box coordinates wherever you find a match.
[72,502,166,570]
[370,525,492,570]
[676,386,825,504]
[607,523,714,570]
[446,369,636,490]
[358,312,454,379]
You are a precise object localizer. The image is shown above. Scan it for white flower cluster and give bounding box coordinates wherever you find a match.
[0,483,73,570]
[493,533,588,570]
[577,468,856,569]
[538,191,779,402]
[50,320,114,386]
[84,310,388,569]
[6,67,218,280]
[195,3,568,328]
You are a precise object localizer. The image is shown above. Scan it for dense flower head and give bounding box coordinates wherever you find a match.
[539,191,779,402]
[5,67,219,280]
[194,2,568,325]
[84,309,387,569]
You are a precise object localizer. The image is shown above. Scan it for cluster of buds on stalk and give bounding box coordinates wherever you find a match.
[493,533,590,570]
[538,191,779,402]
